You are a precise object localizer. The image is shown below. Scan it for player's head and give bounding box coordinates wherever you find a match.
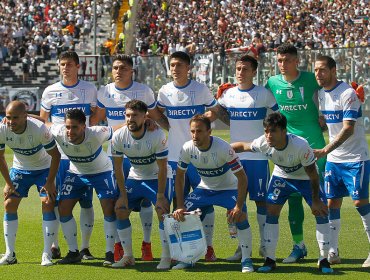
[58,51,80,85]
[5,101,27,134]
[125,100,147,132]
[111,54,134,87]
[235,55,258,85]
[189,114,212,149]
[314,55,337,89]
[64,109,86,144]
[262,112,287,148]
[169,51,190,84]
[276,43,299,76]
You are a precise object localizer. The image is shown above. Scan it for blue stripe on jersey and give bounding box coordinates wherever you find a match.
[343,110,358,119]
[68,146,102,163]
[0,144,5,149]
[197,162,230,177]
[97,99,105,108]
[178,160,188,169]
[275,163,303,173]
[156,150,168,158]
[166,105,205,119]
[169,229,203,244]
[228,107,267,120]
[271,104,279,111]
[147,101,156,110]
[206,99,217,108]
[128,154,156,165]
[106,107,125,120]
[50,104,91,117]
[12,144,43,156]
[44,139,56,150]
[157,101,165,108]
[322,110,343,123]
[107,127,113,141]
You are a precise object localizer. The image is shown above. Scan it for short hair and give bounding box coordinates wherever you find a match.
[235,54,258,70]
[170,51,191,65]
[59,51,80,65]
[112,54,133,67]
[65,109,86,124]
[263,112,287,130]
[276,43,298,56]
[316,55,336,70]
[189,114,211,130]
[125,99,148,114]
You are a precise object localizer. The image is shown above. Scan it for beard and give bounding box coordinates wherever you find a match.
[127,122,143,132]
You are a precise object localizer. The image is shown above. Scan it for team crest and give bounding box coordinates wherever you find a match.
[211,152,218,165]
[177,91,184,102]
[74,146,80,153]
[202,156,209,164]
[146,140,152,150]
[287,90,293,99]
[299,87,304,102]
[278,156,283,162]
[133,141,142,150]
[27,135,34,146]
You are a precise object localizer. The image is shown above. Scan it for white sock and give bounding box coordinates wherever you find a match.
[42,212,58,255]
[140,205,153,243]
[104,216,116,253]
[202,211,215,247]
[264,216,279,261]
[159,222,170,258]
[236,221,252,261]
[52,206,60,248]
[256,206,266,248]
[80,207,94,250]
[117,219,133,256]
[315,216,330,259]
[60,215,78,252]
[3,213,18,255]
[356,205,370,243]
[328,208,341,254]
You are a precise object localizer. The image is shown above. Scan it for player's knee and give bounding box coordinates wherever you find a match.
[4,199,18,212]
[115,208,130,219]
[353,199,368,208]
[41,200,55,213]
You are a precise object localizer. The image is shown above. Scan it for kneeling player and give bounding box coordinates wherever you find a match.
[232,112,333,273]
[173,115,253,273]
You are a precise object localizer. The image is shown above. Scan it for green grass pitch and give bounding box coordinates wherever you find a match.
[0,132,369,279]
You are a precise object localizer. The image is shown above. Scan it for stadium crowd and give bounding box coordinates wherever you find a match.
[136,0,370,55]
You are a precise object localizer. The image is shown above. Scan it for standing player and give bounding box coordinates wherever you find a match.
[0,101,61,266]
[95,54,169,261]
[266,44,326,263]
[314,55,370,267]
[217,54,278,260]
[157,51,229,261]
[110,100,173,269]
[173,115,252,272]
[232,112,333,273]
[40,51,97,260]
[49,109,119,265]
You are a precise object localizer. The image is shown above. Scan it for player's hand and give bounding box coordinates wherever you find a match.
[227,206,243,223]
[3,184,19,200]
[313,148,326,159]
[40,182,57,203]
[115,195,129,211]
[145,118,158,131]
[173,208,186,222]
[155,194,169,214]
[311,198,328,217]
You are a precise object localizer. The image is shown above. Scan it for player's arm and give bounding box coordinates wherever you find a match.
[231,142,252,153]
[147,107,170,131]
[39,108,53,127]
[228,169,248,223]
[90,106,105,126]
[207,104,230,125]
[173,167,186,222]
[155,158,169,214]
[113,156,128,210]
[42,146,61,201]
[314,120,354,159]
[0,149,19,199]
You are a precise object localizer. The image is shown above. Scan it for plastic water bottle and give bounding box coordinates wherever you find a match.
[228,222,237,238]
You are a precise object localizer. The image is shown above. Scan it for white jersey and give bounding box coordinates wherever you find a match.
[0,118,56,170]
[50,124,113,174]
[178,136,243,190]
[251,133,316,180]
[157,80,217,161]
[318,81,369,162]
[111,126,172,180]
[97,81,156,155]
[218,85,278,160]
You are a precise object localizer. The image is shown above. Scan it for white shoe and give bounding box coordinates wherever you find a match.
[328,252,341,265]
[226,246,242,261]
[157,257,171,270]
[41,252,53,266]
[171,261,194,270]
[112,255,135,268]
[363,253,370,268]
[0,252,17,265]
[241,258,254,273]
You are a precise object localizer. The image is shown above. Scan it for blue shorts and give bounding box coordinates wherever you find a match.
[125,178,174,209]
[184,188,247,212]
[241,160,270,202]
[59,170,118,201]
[267,175,327,206]
[324,160,369,200]
[169,161,200,197]
[56,159,70,191]
[9,168,49,198]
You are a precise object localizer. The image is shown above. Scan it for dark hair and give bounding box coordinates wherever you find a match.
[263,112,287,130]
[112,54,133,67]
[316,55,336,70]
[59,51,79,65]
[125,99,148,114]
[236,54,258,70]
[65,108,86,124]
[276,43,298,56]
[170,51,191,65]
[189,114,211,130]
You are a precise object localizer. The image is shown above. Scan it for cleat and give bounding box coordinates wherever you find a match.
[0,252,17,265]
[319,258,334,273]
[241,258,254,273]
[258,257,276,273]
[57,250,81,264]
[226,246,242,261]
[51,247,61,259]
[103,251,114,266]
[114,242,124,262]
[362,252,370,268]
[112,255,135,268]
[282,244,307,263]
[141,241,153,261]
[328,251,341,265]
[205,246,217,262]
[171,261,194,270]
[259,245,266,258]
[41,252,53,266]
[156,257,172,270]
[79,248,95,260]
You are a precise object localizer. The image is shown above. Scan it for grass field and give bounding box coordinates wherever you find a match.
[0,132,369,279]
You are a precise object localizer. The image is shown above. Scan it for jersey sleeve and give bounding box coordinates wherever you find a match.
[50,124,64,138]
[93,126,113,143]
[341,88,361,121]
[225,144,243,173]
[40,124,57,151]
[250,135,267,153]
[40,87,53,112]
[156,86,166,109]
[265,88,279,111]
[144,86,157,110]
[299,143,316,167]
[177,144,191,171]
[111,129,124,158]
[97,86,106,108]
[155,130,168,159]
[217,90,227,109]
[202,85,217,108]
[89,84,98,108]
[0,125,6,150]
